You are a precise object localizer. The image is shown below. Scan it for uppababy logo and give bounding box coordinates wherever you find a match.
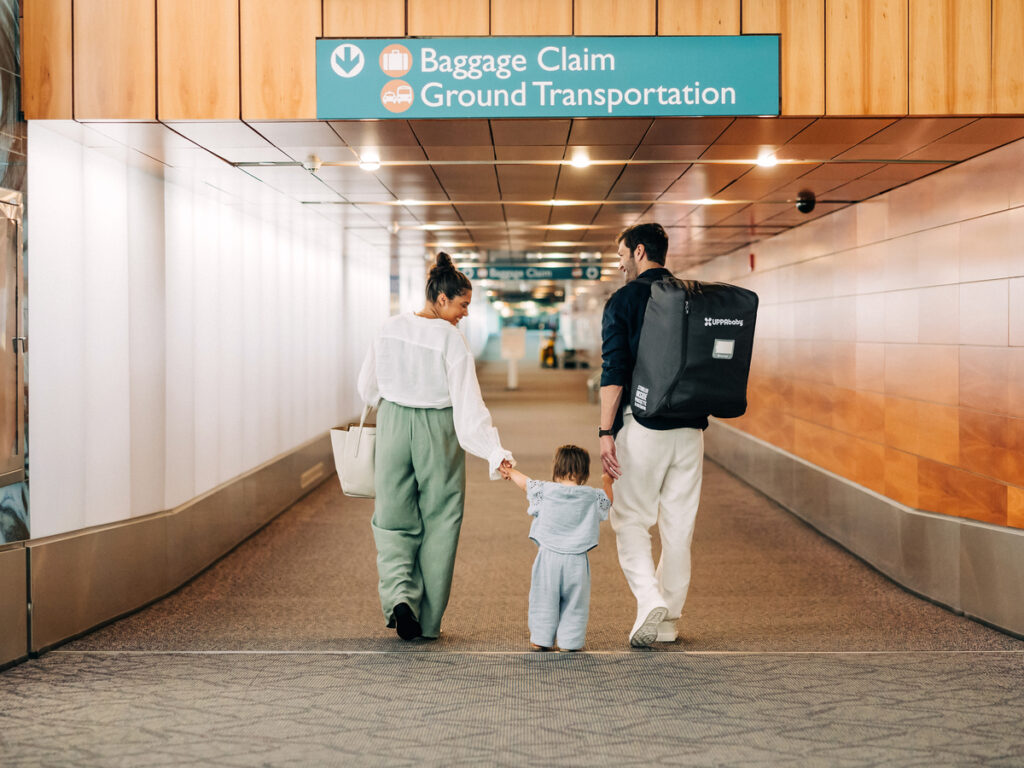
[705,317,743,327]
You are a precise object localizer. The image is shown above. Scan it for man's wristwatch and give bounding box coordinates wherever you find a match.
[598,428,614,437]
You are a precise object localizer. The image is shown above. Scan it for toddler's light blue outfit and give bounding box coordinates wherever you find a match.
[526,479,610,650]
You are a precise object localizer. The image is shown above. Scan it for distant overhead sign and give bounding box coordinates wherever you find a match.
[460,265,604,281]
[316,36,779,119]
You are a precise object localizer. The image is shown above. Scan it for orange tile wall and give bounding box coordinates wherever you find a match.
[688,137,1024,530]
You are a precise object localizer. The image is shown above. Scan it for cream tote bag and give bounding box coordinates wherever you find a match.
[331,405,376,498]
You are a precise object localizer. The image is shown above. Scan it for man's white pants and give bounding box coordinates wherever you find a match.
[610,415,704,619]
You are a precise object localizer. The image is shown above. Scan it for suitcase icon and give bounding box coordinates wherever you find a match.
[381,49,410,73]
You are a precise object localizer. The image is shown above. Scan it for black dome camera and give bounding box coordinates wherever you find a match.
[796,190,816,214]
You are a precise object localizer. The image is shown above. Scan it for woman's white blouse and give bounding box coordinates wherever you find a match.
[357,313,514,479]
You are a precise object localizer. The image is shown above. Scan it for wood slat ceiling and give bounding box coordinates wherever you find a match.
[92,116,1024,271]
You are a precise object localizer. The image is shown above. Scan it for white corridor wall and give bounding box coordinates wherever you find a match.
[28,122,389,539]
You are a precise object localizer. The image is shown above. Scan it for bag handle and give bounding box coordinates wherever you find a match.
[353,404,374,458]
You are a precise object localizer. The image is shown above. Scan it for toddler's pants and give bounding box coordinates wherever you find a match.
[528,547,591,650]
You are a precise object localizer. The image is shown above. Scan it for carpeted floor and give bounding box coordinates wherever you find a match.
[62,361,1021,654]
[4,355,1023,766]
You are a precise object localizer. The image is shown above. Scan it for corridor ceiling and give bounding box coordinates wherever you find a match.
[73,115,1024,274]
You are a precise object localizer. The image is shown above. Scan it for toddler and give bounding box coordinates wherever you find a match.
[501,445,611,651]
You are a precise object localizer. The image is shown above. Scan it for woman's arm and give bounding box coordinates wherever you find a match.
[356,340,379,405]
[446,335,514,478]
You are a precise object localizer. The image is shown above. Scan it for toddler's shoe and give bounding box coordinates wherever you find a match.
[655,620,678,643]
[530,643,551,652]
[629,606,668,648]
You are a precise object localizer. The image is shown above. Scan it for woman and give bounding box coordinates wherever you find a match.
[357,252,514,641]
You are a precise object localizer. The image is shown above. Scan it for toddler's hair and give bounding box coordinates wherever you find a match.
[552,444,590,484]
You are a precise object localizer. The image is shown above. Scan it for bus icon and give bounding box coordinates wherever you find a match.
[381,80,414,112]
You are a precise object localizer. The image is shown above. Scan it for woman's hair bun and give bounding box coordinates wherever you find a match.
[425,251,472,303]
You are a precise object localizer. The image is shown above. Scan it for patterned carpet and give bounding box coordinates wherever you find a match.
[2,358,1023,765]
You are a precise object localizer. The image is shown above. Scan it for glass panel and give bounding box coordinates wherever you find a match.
[0,214,19,475]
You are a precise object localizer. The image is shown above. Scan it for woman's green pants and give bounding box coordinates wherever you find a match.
[372,400,466,638]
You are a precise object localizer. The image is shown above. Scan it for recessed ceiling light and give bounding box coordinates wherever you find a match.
[756,151,778,168]
[569,152,591,168]
[359,157,381,171]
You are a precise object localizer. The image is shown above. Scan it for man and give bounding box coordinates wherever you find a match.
[599,223,707,648]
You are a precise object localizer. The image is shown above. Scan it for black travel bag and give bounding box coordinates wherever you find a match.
[630,278,758,420]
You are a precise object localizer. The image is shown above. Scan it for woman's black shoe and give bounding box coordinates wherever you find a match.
[393,603,421,641]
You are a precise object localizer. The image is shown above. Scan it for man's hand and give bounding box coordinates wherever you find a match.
[600,434,621,479]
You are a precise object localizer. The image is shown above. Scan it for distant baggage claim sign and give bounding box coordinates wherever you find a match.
[316,37,779,119]
[459,265,604,281]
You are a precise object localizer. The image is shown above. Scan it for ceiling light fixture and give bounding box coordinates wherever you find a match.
[359,158,381,171]
[569,152,591,168]
[756,151,778,168]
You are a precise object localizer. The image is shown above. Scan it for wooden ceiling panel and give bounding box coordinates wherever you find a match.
[857,162,947,182]
[348,146,428,162]
[664,164,751,199]
[793,162,883,185]
[433,166,501,198]
[548,204,602,225]
[327,120,420,146]
[680,202,749,226]
[502,203,550,225]
[402,203,461,223]
[712,117,814,146]
[425,146,494,161]
[591,203,651,225]
[568,118,652,146]
[555,164,624,200]
[633,146,706,160]
[787,118,895,146]
[722,163,819,196]
[835,117,974,159]
[490,119,571,145]
[608,164,688,197]
[320,174,395,198]
[903,118,1024,161]
[644,202,699,225]
[495,146,565,161]
[496,164,560,200]
[455,203,504,223]
[409,119,493,146]
[643,117,733,145]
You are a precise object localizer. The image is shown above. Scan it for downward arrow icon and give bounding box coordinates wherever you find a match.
[331,44,365,78]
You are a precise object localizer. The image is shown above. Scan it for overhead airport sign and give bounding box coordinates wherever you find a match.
[460,265,604,281]
[316,36,779,119]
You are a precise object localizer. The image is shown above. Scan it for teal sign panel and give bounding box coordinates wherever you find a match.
[461,265,604,281]
[316,36,779,119]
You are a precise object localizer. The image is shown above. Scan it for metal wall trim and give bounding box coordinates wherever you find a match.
[0,546,27,668]
[705,420,1024,638]
[27,433,334,653]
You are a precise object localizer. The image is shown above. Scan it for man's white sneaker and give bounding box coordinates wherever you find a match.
[629,606,668,648]
[655,620,678,643]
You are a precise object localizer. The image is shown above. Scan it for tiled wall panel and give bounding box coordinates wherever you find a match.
[688,137,1024,531]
